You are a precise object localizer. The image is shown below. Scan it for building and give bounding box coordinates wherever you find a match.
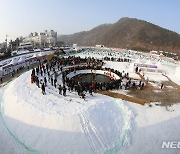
[23,30,57,48]
[0,42,7,49]
[18,42,33,50]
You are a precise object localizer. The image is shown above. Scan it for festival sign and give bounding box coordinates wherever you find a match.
[134,63,157,68]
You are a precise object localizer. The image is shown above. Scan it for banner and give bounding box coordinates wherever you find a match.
[134,63,157,68]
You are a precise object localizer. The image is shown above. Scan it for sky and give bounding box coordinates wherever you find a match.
[0,0,180,42]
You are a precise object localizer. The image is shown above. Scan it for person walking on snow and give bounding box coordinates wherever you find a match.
[54,78,57,88]
[44,77,47,86]
[63,86,67,96]
[161,83,164,89]
[58,84,62,95]
[41,83,46,95]
[35,76,40,88]
[51,77,53,86]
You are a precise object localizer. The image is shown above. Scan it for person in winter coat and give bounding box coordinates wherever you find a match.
[63,86,67,96]
[161,83,164,89]
[36,67,39,75]
[40,79,43,88]
[58,84,62,95]
[54,78,57,88]
[141,82,144,90]
[89,86,93,96]
[91,83,95,91]
[35,76,40,88]
[135,67,138,73]
[81,91,86,100]
[44,77,47,86]
[31,74,34,83]
[46,64,49,72]
[41,83,46,95]
[51,77,53,86]
[32,68,35,76]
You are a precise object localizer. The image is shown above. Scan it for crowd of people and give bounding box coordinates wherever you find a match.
[50,56,103,67]
[64,67,146,98]
[103,57,131,62]
[30,56,146,99]
[30,56,103,96]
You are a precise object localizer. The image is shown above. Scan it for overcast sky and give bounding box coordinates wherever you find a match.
[0,0,180,42]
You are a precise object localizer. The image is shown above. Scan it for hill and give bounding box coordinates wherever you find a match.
[58,17,180,55]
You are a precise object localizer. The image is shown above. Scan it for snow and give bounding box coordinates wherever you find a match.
[174,65,180,84]
[103,61,130,72]
[0,87,28,154]
[1,70,180,154]
[0,48,180,154]
[103,61,141,80]
[102,60,175,83]
[144,60,153,65]
[124,102,180,154]
[175,66,180,78]
[144,72,168,82]
[166,65,180,85]
[156,61,163,70]
[1,71,133,153]
[168,75,180,86]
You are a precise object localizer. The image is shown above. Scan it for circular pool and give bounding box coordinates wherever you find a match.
[66,69,120,84]
[71,73,112,83]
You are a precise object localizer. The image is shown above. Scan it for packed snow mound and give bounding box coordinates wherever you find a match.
[1,71,133,154]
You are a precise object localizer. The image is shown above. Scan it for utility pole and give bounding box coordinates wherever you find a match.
[5,35,8,52]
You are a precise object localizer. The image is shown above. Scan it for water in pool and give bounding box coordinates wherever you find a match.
[72,74,111,83]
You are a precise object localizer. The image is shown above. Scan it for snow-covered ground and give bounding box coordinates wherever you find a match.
[168,65,180,85]
[0,49,180,154]
[0,71,180,154]
[103,61,141,80]
[0,71,132,154]
[0,86,28,154]
[125,102,180,154]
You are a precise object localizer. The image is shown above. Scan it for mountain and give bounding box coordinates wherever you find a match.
[58,17,180,55]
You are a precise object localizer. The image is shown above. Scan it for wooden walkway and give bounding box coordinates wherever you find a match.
[97,90,150,105]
